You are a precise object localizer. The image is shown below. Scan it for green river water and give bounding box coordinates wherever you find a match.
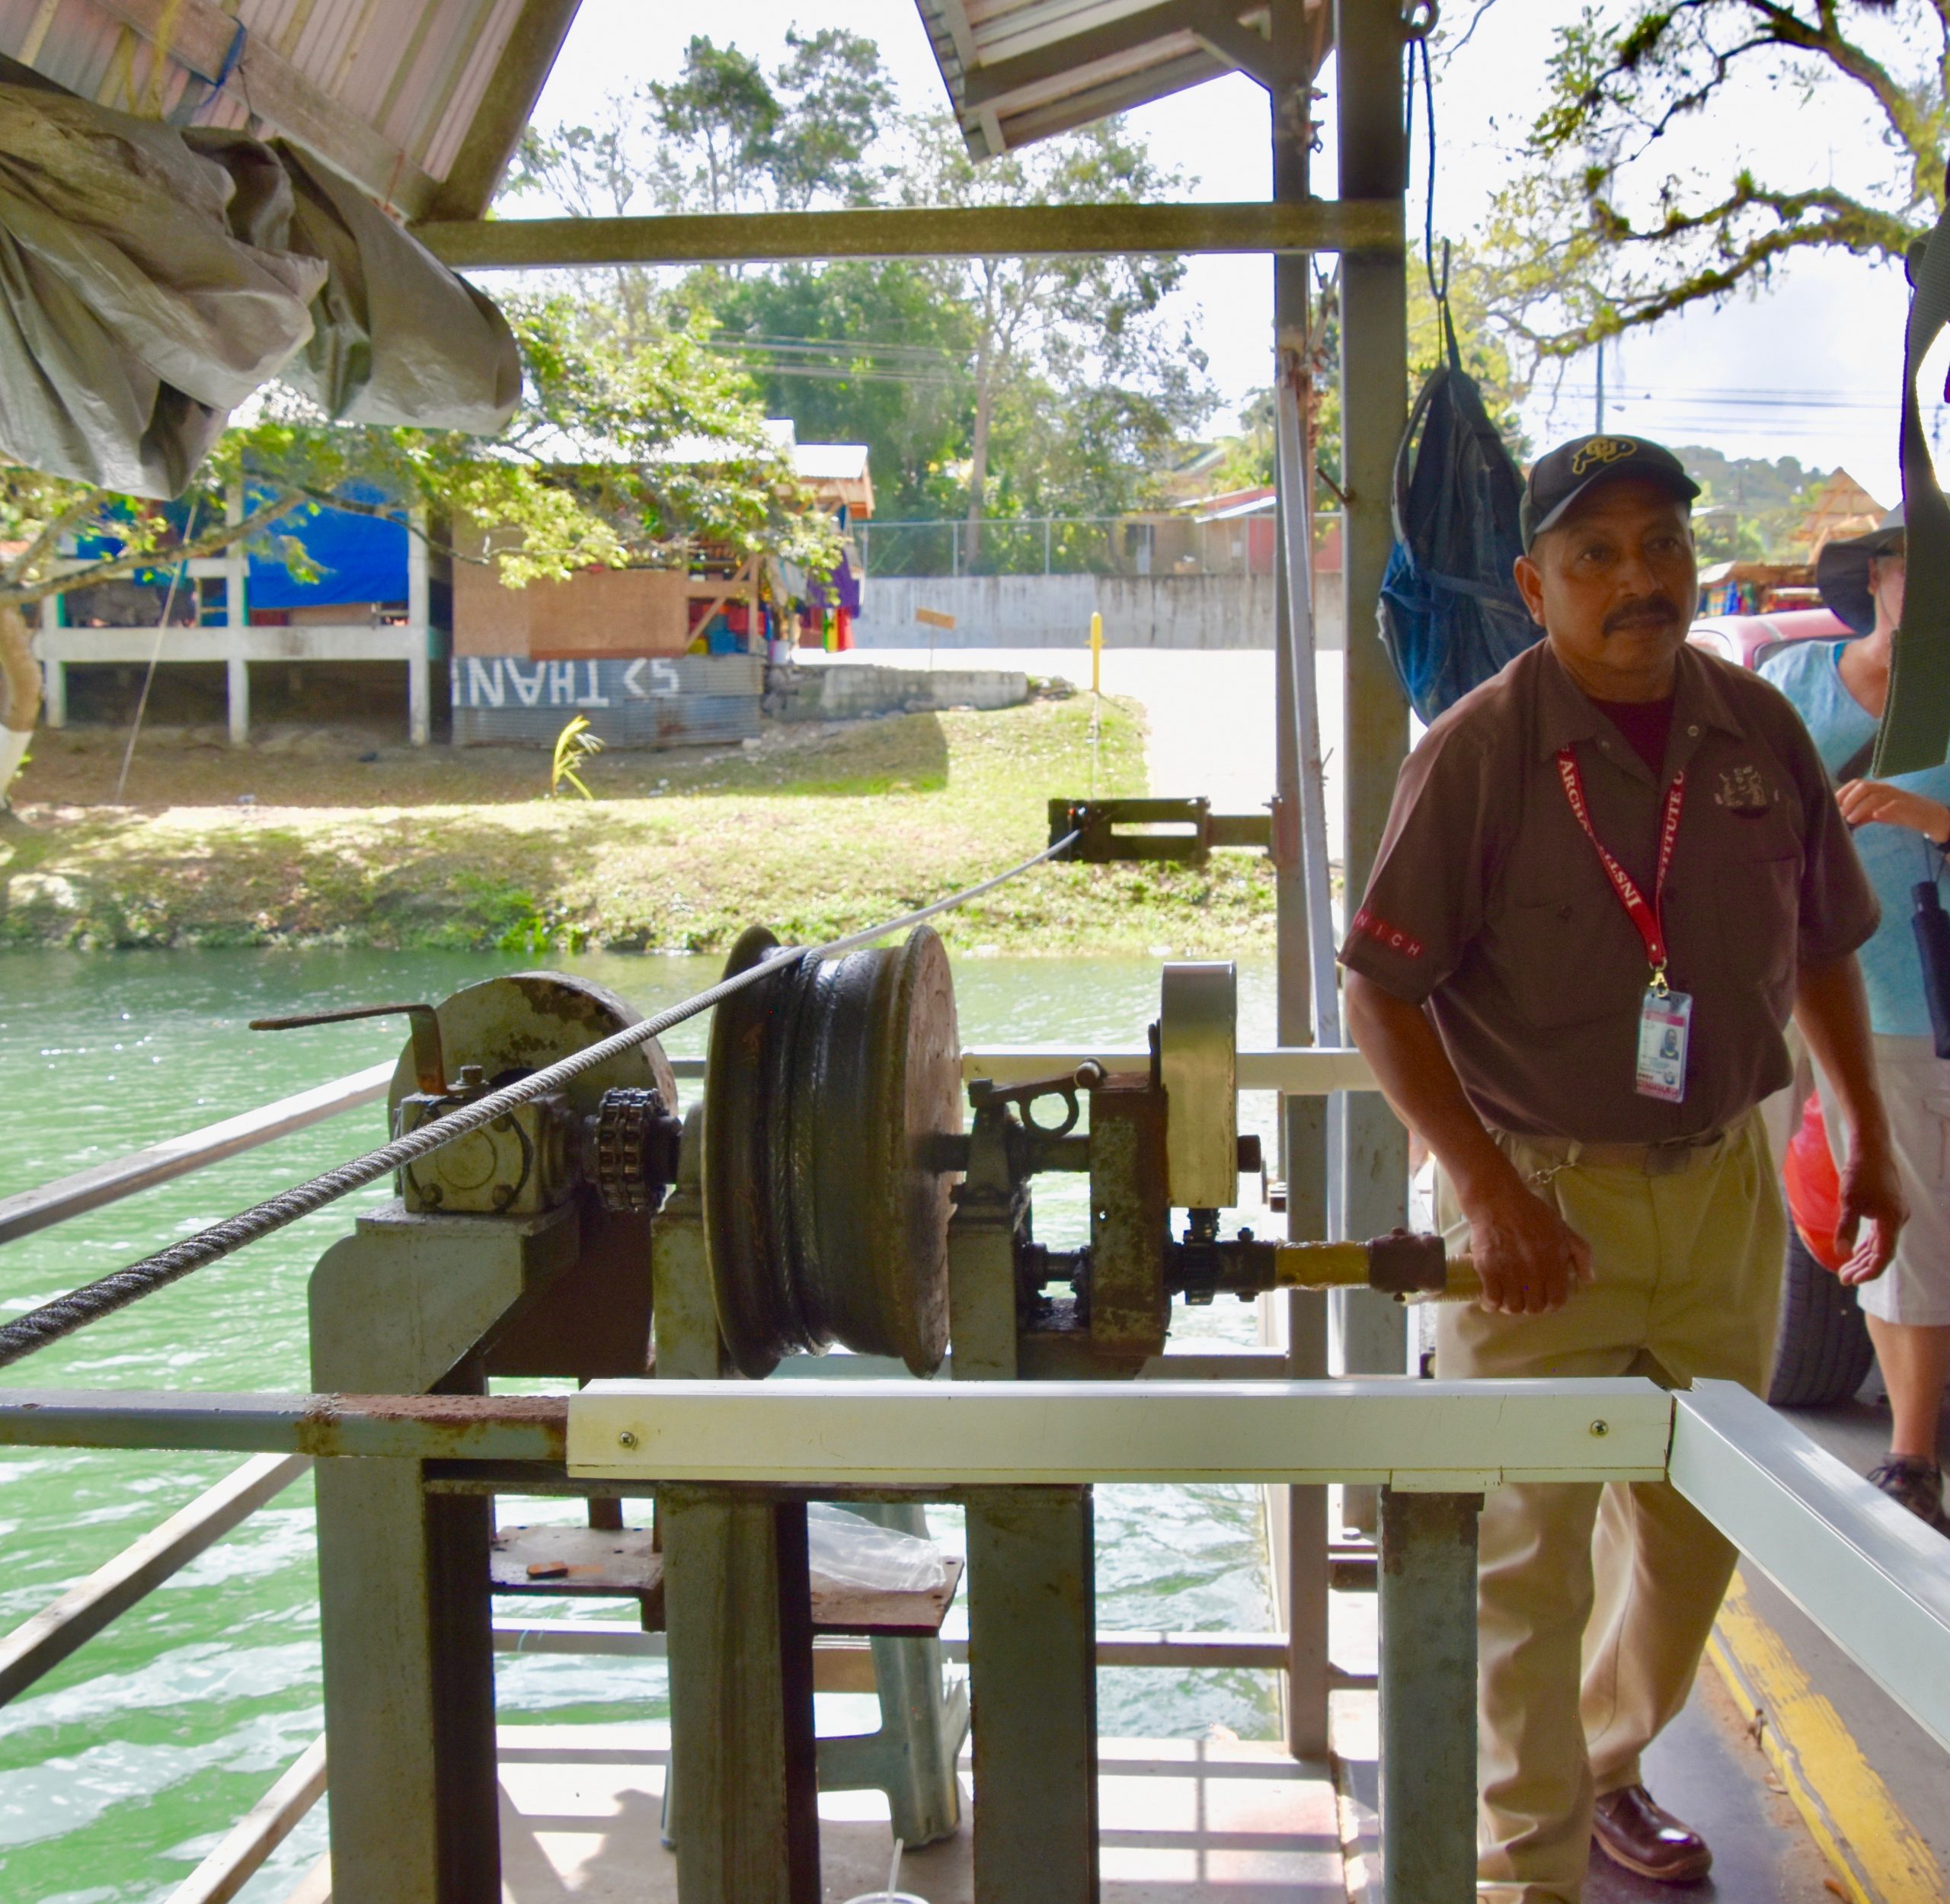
[0,949,1283,1903]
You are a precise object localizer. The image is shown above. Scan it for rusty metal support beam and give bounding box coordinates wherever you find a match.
[1333,0,1415,1416]
[416,199,1403,270]
[0,1390,567,1461]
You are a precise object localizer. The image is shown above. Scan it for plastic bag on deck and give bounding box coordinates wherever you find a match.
[1376,311,1536,724]
[807,1503,950,1595]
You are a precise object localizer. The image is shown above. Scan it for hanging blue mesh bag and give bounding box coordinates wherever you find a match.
[1376,316,1536,724]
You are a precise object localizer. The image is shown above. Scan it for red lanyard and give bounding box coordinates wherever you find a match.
[1555,747,1686,991]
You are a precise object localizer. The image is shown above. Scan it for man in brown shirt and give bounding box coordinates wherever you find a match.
[1340,434,1904,1901]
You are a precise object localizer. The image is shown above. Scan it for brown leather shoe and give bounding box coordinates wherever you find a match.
[1592,1785,1713,1883]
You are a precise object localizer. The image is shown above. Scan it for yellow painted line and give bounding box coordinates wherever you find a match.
[1708,1573,1945,1903]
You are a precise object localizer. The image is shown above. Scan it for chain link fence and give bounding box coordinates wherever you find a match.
[856,512,1335,579]
[858,517,1131,578]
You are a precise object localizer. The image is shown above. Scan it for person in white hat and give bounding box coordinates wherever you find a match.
[1763,507,1950,1528]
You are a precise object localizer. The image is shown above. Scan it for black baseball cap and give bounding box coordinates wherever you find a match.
[1520,435,1701,549]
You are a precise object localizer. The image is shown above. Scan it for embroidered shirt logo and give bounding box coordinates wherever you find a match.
[1353,907,1424,958]
[1571,437,1638,476]
[1714,763,1773,814]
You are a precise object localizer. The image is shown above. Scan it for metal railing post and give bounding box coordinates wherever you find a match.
[225,483,249,748]
[1270,0,1335,1760]
[408,506,431,747]
[1378,1488,1481,1902]
[38,590,64,728]
[1335,0,1415,1528]
[0,1452,309,1706]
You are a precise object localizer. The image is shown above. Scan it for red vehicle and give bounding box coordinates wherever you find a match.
[1686,605,1851,671]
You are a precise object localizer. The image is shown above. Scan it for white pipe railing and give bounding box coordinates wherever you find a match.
[0,1452,310,1706]
[162,1733,325,1904]
[8,1060,1946,1889]
[0,1063,395,1246]
[0,1377,1942,1893]
[1670,1381,1950,1754]
[667,1046,1376,1090]
[0,1046,1370,1252]
[566,1377,1674,1489]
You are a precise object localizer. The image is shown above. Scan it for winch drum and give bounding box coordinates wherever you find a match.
[702,924,963,1378]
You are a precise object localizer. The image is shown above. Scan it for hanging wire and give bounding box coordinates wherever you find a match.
[0,830,1082,1372]
[1417,29,1441,307]
[1412,30,1463,373]
[113,501,201,805]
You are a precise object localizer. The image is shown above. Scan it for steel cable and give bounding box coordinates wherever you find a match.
[0,835,1079,1372]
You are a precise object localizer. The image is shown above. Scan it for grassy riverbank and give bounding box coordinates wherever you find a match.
[0,696,1277,955]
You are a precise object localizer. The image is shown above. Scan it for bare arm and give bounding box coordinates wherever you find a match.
[1344,971,1593,1315]
[1792,952,1906,1282]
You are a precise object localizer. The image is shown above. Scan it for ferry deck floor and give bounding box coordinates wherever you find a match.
[283,1387,1946,1904]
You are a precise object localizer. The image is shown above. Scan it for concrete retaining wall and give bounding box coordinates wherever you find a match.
[767,663,1028,723]
[856,573,1345,651]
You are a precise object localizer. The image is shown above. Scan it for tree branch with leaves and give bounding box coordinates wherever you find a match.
[1476,0,1946,357]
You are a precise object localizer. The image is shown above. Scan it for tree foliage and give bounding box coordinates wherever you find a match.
[0,295,833,622]
[1478,0,1945,357]
[893,114,1215,551]
[1680,444,1830,556]
[1212,250,1530,494]
[707,260,979,518]
[509,37,1218,544]
[511,29,893,219]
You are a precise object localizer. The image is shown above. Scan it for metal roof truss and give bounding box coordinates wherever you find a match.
[915,0,1328,156]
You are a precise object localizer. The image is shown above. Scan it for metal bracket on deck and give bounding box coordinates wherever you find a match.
[1047,797,1274,866]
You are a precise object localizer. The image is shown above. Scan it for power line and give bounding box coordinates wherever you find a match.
[717,331,970,365]
[1548,389,1918,414]
[710,357,963,389]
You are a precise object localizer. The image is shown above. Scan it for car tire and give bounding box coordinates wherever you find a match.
[1767,1229,1875,1408]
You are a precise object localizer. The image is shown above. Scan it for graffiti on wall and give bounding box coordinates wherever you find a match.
[453,658,686,709]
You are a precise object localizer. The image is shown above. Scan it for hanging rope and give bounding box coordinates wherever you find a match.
[113,501,201,805]
[1412,27,1462,370]
[0,833,1079,1372]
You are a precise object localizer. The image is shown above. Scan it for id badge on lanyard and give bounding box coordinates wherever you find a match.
[1555,750,1693,1102]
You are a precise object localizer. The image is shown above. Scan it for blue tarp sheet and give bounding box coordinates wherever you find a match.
[72,486,410,610]
[247,488,408,609]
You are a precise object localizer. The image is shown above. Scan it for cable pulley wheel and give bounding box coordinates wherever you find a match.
[702,924,962,1378]
[384,971,678,1121]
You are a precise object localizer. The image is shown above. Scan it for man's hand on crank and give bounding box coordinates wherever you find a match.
[1463,1175,1594,1317]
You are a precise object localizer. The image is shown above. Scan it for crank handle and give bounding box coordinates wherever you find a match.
[1268,1234,1479,1303]
[251,1002,447,1096]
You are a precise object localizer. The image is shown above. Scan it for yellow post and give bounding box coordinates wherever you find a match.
[1089,610,1102,694]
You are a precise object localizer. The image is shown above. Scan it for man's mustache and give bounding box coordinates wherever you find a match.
[1603,594,1681,634]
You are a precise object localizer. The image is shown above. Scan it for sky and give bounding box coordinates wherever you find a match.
[526,0,1945,505]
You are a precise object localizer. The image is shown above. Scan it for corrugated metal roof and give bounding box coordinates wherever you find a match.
[914,0,1322,158]
[0,0,574,219]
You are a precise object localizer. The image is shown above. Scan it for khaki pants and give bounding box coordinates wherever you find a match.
[1434,1109,1783,1904]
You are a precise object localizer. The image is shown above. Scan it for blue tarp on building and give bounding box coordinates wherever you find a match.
[73,487,410,610]
[246,487,409,609]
